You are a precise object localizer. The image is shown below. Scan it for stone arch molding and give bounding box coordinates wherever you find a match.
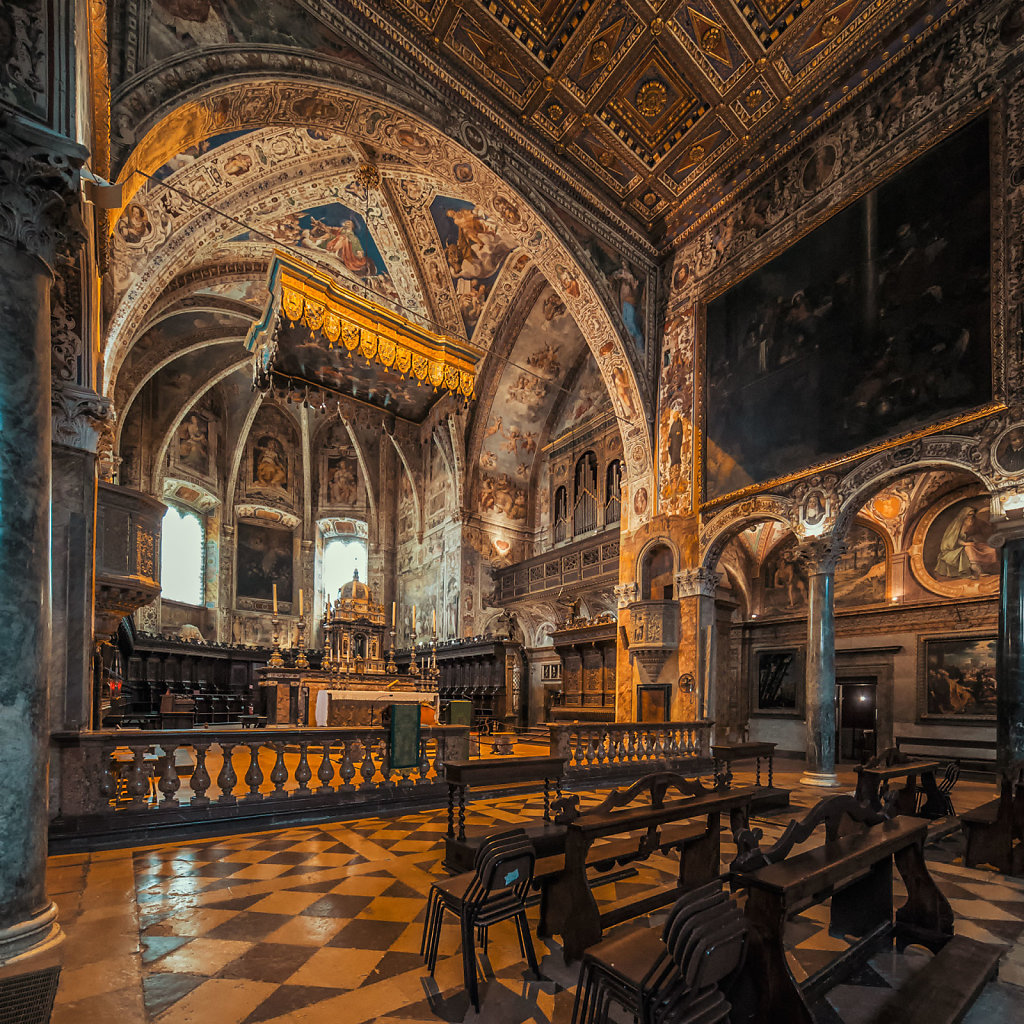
[699,495,797,571]
[103,79,653,513]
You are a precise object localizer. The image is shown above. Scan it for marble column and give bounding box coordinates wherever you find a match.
[0,121,87,969]
[675,568,721,726]
[990,519,1024,766]
[800,541,843,787]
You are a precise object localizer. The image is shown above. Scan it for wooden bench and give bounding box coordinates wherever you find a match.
[854,746,945,818]
[867,935,1003,1024]
[537,771,756,962]
[730,795,954,1024]
[443,756,566,870]
[711,740,790,810]
[895,733,996,772]
[962,759,1024,875]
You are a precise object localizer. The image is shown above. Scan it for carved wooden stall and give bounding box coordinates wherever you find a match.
[550,618,617,722]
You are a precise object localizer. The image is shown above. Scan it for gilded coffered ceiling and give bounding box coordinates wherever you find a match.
[329,0,934,236]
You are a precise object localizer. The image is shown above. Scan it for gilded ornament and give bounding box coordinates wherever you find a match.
[542,75,556,91]
[598,148,616,167]
[650,17,664,35]
[355,162,380,190]
[820,15,842,38]
[590,38,610,63]
[642,191,658,207]
[701,27,721,52]
[746,88,764,108]
[636,80,668,118]
[689,143,706,162]
[547,102,564,121]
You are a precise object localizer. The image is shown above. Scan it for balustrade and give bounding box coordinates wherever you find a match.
[53,726,471,820]
[547,720,712,772]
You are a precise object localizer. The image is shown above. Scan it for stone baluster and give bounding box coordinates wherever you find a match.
[269,742,288,795]
[432,735,446,780]
[359,740,376,791]
[316,744,335,793]
[294,742,312,796]
[340,740,356,791]
[191,743,212,806]
[126,746,150,809]
[417,737,430,785]
[217,743,238,803]
[158,746,180,807]
[99,749,116,804]
[243,743,264,801]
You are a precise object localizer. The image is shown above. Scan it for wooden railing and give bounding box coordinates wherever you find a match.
[52,725,471,822]
[547,720,713,772]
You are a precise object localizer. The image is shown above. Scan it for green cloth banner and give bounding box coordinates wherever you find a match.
[389,703,421,771]
[448,700,473,728]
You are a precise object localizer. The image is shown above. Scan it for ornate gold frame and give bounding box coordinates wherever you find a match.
[693,99,1003,512]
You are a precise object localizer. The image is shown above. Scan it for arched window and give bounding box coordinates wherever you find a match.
[160,505,204,606]
[640,544,674,600]
[553,485,568,543]
[605,460,622,525]
[323,534,368,600]
[573,451,598,536]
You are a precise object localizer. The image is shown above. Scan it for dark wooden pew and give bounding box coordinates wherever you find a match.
[730,795,955,1024]
[535,771,756,962]
[961,759,1024,875]
[854,745,946,818]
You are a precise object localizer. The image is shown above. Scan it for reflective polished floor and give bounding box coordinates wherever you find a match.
[46,760,1024,1023]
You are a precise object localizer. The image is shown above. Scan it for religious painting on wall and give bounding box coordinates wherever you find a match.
[252,434,289,491]
[429,196,513,337]
[702,115,991,502]
[754,648,803,714]
[919,634,997,719]
[834,523,887,607]
[760,538,808,615]
[236,522,293,605]
[909,489,999,599]
[322,454,360,507]
[175,412,214,476]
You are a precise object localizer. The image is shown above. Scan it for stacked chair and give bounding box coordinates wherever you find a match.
[420,828,541,1011]
[571,881,747,1024]
[916,760,960,817]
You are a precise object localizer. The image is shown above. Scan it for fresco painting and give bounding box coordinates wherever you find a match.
[704,116,991,501]
[912,491,999,599]
[429,196,514,336]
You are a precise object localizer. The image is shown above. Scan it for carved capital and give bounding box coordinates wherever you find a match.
[0,117,88,270]
[797,536,845,575]
[614,581,638,608]
[52,385,114,452]
[674,567,721,599]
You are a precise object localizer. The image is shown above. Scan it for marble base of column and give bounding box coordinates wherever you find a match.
[800,770,842,788]
[0,903,62,968]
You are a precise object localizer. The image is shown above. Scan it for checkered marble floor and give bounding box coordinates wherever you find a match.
[46,765,1024,1023]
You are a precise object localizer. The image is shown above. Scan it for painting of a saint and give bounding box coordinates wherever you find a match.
[762,541,808,614]
[253,435,288,489]
[932,504,997,580]
[912,492,998,599]
[995,427,1024,474]
[922,636,996,717]
[177,413,210,474]
[703,116,991,501]
[326,456,358,505]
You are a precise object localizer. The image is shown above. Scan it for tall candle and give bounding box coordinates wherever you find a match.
[432,608,436,633]
[272,583,278,614]
[412,605,417,631]
[299,589,304,616]
[391,601,396,626]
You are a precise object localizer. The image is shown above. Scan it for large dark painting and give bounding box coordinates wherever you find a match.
[704,116,991,501]
[237,522,293,603]
[920,635,996,718]
[755,648,802,713]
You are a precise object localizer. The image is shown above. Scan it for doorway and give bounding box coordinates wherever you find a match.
[836,678,877,763]
[637,684,670,722]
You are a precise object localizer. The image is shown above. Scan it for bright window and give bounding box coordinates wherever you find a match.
[323,534,368,599]
[160,505,204,606]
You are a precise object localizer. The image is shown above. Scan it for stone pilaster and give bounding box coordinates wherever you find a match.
[675,568,721,724]
[0,117,86,968]
[798,538,844,788]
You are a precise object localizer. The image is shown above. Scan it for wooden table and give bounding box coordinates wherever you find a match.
[855,759,943,816]
[712,741,790,809]
[733,816,953,1024]
[543,786,757,961]
[443,756,567,870]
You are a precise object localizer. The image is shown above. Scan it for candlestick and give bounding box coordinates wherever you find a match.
[412,605,416,632]
[272,583,278,615]
[409,627,419,676]
[386,626,397,674]
[391,601,396,627]
[268,615,284,667]
[295,614,309,669]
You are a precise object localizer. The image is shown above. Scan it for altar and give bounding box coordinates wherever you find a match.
[258,572,439,726]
